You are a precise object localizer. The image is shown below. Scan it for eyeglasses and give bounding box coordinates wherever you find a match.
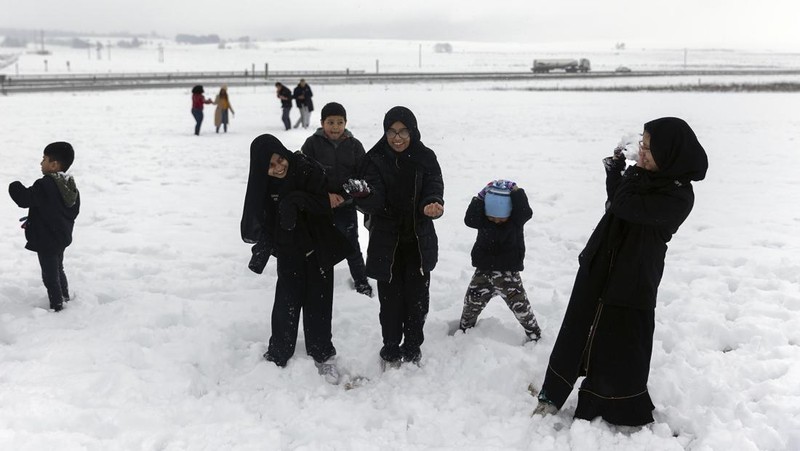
[638,140,651,151]
[386,128,410,139]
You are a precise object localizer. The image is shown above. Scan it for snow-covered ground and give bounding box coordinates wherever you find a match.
[1,42,800,450]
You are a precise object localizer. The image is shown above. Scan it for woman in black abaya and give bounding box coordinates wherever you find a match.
[240,134,351,382]
[534,117,709,426]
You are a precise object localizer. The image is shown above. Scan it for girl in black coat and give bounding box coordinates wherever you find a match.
[355,106,444,367]
[534,117,708,426]
[240,134,351,380]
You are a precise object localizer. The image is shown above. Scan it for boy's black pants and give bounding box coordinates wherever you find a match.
[332,205,367,284]
[266,251,336,366]
[377,244,430,362]
[37,251,69,310]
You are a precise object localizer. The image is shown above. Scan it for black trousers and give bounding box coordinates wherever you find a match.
[266,251,336,366]
[376,243,430,362]
[332,205,367,284]
[37,251,69,310]
[280,107,291,130]
[191,108,203,135]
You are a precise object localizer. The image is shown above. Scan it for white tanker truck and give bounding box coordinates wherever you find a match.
[531,58,591,73]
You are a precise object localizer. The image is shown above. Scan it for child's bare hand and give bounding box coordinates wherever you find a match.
[329,193,345,208]
[423,202,444,218]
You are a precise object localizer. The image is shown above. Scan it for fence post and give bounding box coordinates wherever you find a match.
[265,63,269,80]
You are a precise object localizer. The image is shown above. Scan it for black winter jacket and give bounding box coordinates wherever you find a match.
[301,129,366,196]
[464,189,532,272]
[9,174,80,253]
[355,141,444,281]
[277,86,292,108]
[578,159,694,310]
[240,134,351,269]
[292,84,313,110]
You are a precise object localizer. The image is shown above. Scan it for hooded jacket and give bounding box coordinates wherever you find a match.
[355,106,444,281]
[240,134,351,269]
[301,128,366,196]
[579,117,708,309]
[9,173,81,253]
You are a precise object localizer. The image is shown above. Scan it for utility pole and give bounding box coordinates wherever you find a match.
[418,44,422,68]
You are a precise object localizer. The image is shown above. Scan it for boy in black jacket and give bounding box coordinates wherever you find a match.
[9,142,81,312]
[459,180,541,341]
[301,102,373,297]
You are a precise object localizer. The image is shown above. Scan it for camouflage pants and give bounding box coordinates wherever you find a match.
[460,270,540,337]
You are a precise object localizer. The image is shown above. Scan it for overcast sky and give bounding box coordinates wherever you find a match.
[2,0,799,49]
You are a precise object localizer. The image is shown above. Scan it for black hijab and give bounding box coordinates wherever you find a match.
[644,117,708,182]
[240,134,294,243]
[370,106,427,214]
[382,106,421,143]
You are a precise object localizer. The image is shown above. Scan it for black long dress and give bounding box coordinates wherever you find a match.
[539,117,708,426]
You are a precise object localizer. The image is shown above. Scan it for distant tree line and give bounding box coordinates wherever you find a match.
[175,34,221,45]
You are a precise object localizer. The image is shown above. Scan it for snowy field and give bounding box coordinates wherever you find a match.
[3,38,800,76]
[1,42,800,451]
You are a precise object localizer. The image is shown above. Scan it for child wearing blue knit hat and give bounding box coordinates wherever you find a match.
[458,179,541,341]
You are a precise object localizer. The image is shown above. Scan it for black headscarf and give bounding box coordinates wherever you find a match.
[382,106,421,143]
[644,117,708,182]
[240,134,294,243]
[370,106,427,215]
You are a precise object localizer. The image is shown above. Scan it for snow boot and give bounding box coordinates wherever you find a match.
[315,358,341,385]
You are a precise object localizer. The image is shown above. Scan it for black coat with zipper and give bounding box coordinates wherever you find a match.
[355,140,444,282]
[464,188,532,272]
[301,129,366,196]
[9,174,80,254]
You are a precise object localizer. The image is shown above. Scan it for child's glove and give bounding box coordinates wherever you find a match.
[477,181,493,200]
[343,179,371,199]
[492,179,517,191]
[248,240,271,274]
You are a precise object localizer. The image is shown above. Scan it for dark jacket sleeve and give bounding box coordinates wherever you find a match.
[9,180,40,208]
[509,189,533,227]
[609,171,694,229]
[418,151,444,218]
[464,197,490,229]
[604,157,626,207]
[300,136,316,160]
[354,154,389,217]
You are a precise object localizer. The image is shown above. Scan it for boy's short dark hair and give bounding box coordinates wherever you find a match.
[321,102,347,121]
[44,141,75,171]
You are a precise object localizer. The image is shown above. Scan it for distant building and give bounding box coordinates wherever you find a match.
[433,43,453,53]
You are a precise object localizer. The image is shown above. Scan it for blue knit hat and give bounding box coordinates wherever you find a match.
[484,186,512,218]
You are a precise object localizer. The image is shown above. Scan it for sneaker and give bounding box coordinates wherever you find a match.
[315,358,341,385]
[401,347,421,365]
[526,329,541,342]
[381,358,402,372]
[532,400,558,416]
[263,351,287,368]
[354,280,373,298]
